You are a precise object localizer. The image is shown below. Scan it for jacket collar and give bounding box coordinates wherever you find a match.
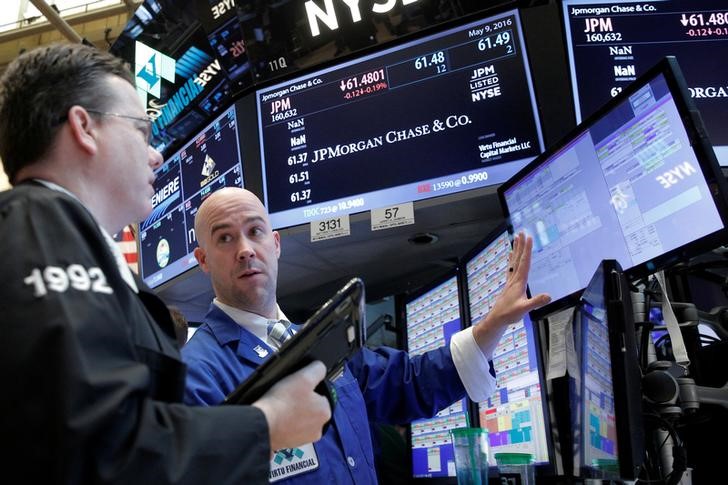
[203,304,301,365]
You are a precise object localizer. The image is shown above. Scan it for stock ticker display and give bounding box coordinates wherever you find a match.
[255,9,544,229]
[405,276,468,479]
[562,0,728,164]
[465,231,550,465]
[139,106,243,288]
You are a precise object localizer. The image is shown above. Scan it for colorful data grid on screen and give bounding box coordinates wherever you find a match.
[582,304,618,465]
[562,0,728,165]
[465,231,549,464]
[406,276,468,478]
[139,105,243,288]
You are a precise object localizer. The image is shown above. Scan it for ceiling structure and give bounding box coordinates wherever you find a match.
[0,1,140,75]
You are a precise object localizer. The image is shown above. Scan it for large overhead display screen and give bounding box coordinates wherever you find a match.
[138,105,243,288]
[255,8,544,229]
[562,0,728,165]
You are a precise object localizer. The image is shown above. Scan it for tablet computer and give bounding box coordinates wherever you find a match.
[224,277,366,405]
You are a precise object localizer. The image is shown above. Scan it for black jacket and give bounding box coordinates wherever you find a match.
[0,182,269,484]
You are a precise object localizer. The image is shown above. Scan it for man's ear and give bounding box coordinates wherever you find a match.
[66,106,98,156]
[273,230,281,259]
[194,246,209,273]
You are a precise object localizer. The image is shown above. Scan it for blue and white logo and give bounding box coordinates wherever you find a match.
[135,41,176,105]
[269,443,319,482]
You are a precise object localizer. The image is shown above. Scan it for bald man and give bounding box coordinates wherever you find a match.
[182,187,549,484]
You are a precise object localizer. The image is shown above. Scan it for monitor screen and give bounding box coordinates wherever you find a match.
[138,105,244,288]
[463,230,551,465]
[255,8,544,229]
[405,273,469,479]
[561,0,728,165]
[571,259,644,479]
[111,0,253,156]
[499,57,728,315]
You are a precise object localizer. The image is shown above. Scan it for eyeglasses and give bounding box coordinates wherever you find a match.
[85,109,154,144]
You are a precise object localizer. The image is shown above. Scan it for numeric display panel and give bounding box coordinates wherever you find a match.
[562,0,728,165]
[256,9,543,229]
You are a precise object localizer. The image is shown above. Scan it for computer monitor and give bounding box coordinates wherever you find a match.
[461,228,552,467]
[571,259,644,480]
[561,0,728,166]
[404,271,470,480]
[254,7,544,229]
[498,56,728,318]
[111,0,252,156]
[138,105,244,288]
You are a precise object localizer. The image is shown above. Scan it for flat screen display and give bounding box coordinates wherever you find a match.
[577,297,619,476]
[139,105,243,288]
[111,0,253,157]
[405,274,468,479]
[255,8,543,229]
[571,260,644,479]
[500,60,727,312]
[464,230,550,465]
[561,0,728,165]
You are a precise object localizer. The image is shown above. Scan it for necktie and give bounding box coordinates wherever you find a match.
[267,319,294,349]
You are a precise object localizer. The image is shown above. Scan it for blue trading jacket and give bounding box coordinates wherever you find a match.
[182,304,467,484]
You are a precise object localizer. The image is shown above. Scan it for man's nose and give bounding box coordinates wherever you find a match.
[148,146,163,170]
[236,238,255,260]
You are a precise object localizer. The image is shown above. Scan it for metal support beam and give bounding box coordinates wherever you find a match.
[28,0,83,43]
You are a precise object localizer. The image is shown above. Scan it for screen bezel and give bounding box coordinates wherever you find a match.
[402,267,471,483]
[458,223,556,473]
[497,56,728,321]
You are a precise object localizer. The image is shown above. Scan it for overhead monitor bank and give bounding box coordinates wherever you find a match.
[255,8,544,229]
[139,106,244,288]
[562,0,728,165]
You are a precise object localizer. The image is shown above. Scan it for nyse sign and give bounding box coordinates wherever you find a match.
[305,0,423,37]
[211,0,235,20]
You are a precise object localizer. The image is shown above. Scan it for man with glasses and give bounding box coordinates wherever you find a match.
[0,43,331,484]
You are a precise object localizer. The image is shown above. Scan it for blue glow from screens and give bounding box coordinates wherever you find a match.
[503,73,724,306]
[139,105,243,288]
[255,9,543,229]
[465,231,550,464]
[405,275,467,478]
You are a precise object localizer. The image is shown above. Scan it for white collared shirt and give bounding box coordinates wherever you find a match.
[213,299,290,350]
[450,327,496,402]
